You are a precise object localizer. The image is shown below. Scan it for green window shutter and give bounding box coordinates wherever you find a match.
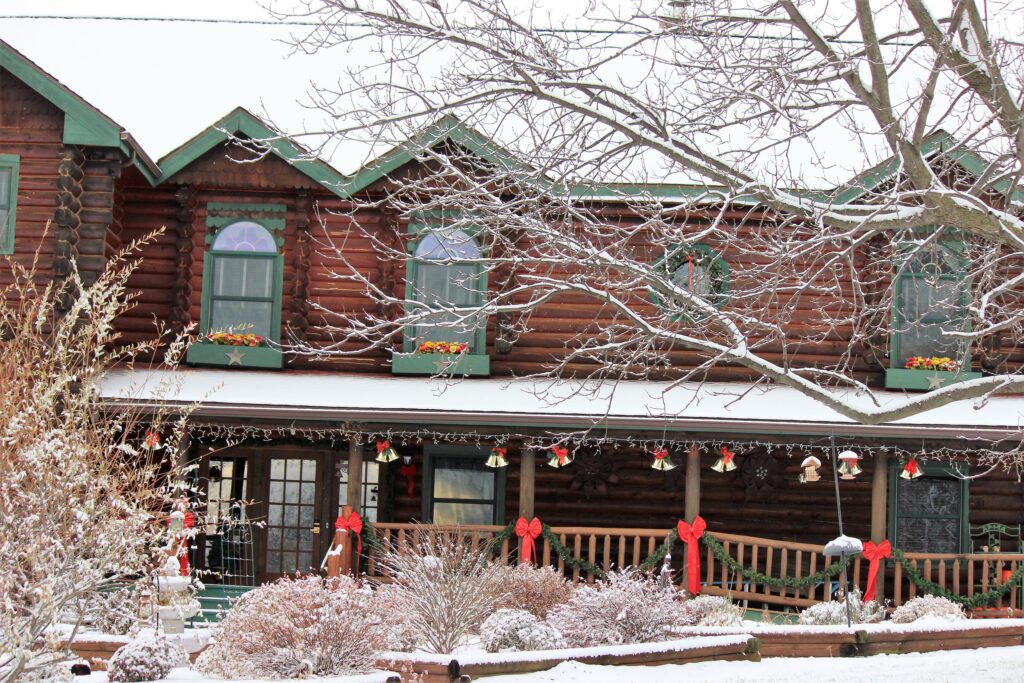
[0,154,20,255]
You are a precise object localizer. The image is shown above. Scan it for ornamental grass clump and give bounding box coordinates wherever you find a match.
[545,569,689,647]
[890,595,966,623]
[375,524,507,653]
[194,575,383,679]
[680,595,745,627]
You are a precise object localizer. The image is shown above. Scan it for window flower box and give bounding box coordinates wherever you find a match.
[392,351,490,377]
[186,341,283,369]
[884,367,981,391]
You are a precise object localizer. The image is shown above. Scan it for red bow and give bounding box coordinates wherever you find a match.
[654,449,669,461]
[551,446,569,465]
[336,511,364,559]
[515,516,542,564]
[903,458,920,477]
[720,446,734,465]
[862,540,892,600]
[376,440,391,454]
[398,463,416,497]
[676,516,707,596]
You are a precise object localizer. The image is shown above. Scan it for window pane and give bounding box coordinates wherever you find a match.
[895,477,962,553]
[414,311,475,346]
[214,257,273,298]
[415,230,480,260]
[672,262,713,298]
[897,478,961,517]
[433,458,495,500]
[433,502,494,526]
[0,168,10,205]
[212,221,276,253]
[210,300,273,337]
[0,209,8,242]
[897,518,960,553]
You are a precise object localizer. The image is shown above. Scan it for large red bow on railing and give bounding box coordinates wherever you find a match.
[336,511,364,559]
[862,540,892,600]
[515,516,542,565]
[676,516,707,596]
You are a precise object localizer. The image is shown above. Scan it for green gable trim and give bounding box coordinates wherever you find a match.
[157,108,348,194]
[337,115,546,198]
[0,154,20,255]
[0,40,158,183]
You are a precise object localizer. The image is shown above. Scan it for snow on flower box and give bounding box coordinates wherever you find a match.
[885,357,980,391]
[392,343,490,376]
[186,335,283,369]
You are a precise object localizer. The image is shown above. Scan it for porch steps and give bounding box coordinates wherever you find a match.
[190,584,253,624]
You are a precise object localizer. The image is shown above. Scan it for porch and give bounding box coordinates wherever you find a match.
[354,523,1024,614]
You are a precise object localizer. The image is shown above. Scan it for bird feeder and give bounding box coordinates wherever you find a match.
[837,450,862,479]
[799,455,822,483]
[485,446,509,468]
[650,449,676,471]
[900,457,923,480]
[375,440,399,463]
[710,446,736,472]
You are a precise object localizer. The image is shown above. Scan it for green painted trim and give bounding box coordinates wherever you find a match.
[421,444,506,524]
[649,243,730,318]
[337,115,544,198]
[402,219,489,357]
[186,342,283,369]
[199,213,285,346]
[888,460,970,553]
[205,203,287,245]
[884,368,982,391]
[0,154,20,254]
[207,202,286,214]
[392,352,490,377]
[156,107,348,194]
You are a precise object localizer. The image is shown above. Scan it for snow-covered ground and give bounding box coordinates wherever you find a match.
[488,646,1024,683]
[81,645,1024,682]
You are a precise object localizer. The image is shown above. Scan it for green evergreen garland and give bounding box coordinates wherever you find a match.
[700,534,853,589]
[892,548,1024,609]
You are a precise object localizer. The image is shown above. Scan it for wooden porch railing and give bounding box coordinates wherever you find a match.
[363,523,1024,612]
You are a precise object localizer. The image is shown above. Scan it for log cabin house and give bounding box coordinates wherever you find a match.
[3,38,1024,614]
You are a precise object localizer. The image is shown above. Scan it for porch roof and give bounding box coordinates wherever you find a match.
[97,369,1024,442]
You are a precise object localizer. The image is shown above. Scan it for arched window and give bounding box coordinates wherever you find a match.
[653,244,729,316]
[892,243,969,365]
[409,229,484,350]
[206,220,280,340]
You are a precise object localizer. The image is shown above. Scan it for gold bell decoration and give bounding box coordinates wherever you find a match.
[710,446,736,473]
[837,450,862,479]
[375,440,399,463]
[546,445,573,468]
[650,448,676,471]
[799,455,822,483]
[900,457,923,480]
[486,446,509,468]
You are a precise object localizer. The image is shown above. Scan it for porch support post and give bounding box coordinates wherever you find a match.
[519,448,536,519]
[685,443,701,522]
[870,449,889,601]
[346,437,363,513]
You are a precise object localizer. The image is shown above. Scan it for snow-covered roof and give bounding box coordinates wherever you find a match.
[97,369,1024,441]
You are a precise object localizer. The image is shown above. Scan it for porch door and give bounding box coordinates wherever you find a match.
[263,456,330,579]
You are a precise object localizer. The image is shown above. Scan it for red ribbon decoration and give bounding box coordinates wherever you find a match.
[398,463,416,497]
[654,449,669,461]
[903,458,920,478]
[515,516,542,565]
[376,440,391,454]
[720,446,734,466]
[551,446,569,466]
[676,516,707,596]
[336,511,364,559]
[862,540,892,600]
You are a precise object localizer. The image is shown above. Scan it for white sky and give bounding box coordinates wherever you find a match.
[1,1,1020,185]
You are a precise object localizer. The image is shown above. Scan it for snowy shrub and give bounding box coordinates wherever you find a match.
[492,564,574,618]
[680,595,745,626]
[480,609,566,652]
[890,595,966,624]
[107,637,186,683]
[83,583,147,636]
[798,588,885,625]
[375,525,507,653]
[369,583,420,652]
[194,575,382,679]
[545,569,688,647]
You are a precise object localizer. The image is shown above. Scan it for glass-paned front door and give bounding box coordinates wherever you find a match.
[265,457,324,577]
